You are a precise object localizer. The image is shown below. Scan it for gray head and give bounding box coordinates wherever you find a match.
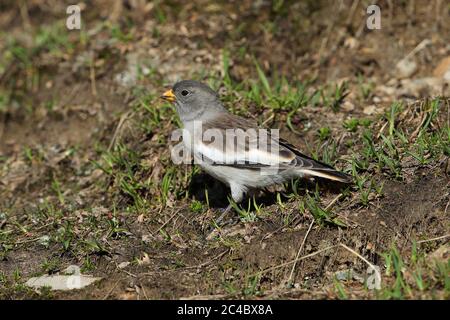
[161,80,226,122]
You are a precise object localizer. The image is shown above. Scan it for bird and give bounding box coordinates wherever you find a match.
[161,80,352,215]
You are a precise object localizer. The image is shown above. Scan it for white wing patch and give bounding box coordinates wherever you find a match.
[194,139,294,167]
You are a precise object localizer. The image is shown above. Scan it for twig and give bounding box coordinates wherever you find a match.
[58,84,80,109]
[19,1,31,31]
[153,209,180,235]
[417,234,450,244]
[0,113,5,143]
[257,242,379,279]
[255,245,337,276]
[401,39,432,62]
[339,243,377,271]
[119,268,137,278]
[287,218,315,285]
[434,0,443,29]
[181,294,230,300]
[90,56,97,97]
[410,109,429,141]
[141,250,230,275]
[184,249,229,270]
[261,225,284,242]
[444,195,449,214]
[377,121,388,139]
[139,282,149,300]
[108,111,133,151]
[345,0,360,25]
[102,279,121,300]
[325,193,343,210]
[15,237,42,245]
[261,113,274,127]
[263,286,321,299]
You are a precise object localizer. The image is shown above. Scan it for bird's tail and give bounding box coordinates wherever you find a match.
[279,139,352,184]
[298,167,352,183]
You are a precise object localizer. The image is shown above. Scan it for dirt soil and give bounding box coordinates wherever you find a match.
[0,0,449,299]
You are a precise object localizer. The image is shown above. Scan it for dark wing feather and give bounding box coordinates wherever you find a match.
[198,113,296,169]
[197,113,352,183]
[279,138,352,183]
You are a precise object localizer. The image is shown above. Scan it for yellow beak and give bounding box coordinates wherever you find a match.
[161,89,176,102]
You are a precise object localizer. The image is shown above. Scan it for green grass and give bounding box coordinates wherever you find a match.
[320,81,349,112]
[357,73,374,101]
[0,20,80,115]
[332,242,449,300]
[378,243,449,299]
[343,98,449,199]
[302,192,346,227]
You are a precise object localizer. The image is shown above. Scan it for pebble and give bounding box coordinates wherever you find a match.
[363,105,378,115]
[395,58,418,78]
[342,101,355,112]
[399,77,447,97]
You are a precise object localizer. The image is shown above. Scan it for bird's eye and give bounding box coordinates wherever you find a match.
[181,90,189,96]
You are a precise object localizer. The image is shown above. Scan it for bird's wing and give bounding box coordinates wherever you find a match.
[278,138,352,182]
[192,112,352,183]
[193,113,297,169]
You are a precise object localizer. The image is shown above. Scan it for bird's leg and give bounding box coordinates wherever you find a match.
[214,203,233,225]
[211,183,247,230]
[213,184,246,226]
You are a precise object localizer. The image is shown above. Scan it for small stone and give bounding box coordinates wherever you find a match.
[118,262,130,269]
[395,58,418,78]
[386,78,398,86]
[334,269,365,283]
[398,77,445,97]
[342,101,355,112]
[344,37,359,49]
[25,265,101,291]
[142,234,152,244]
[377,85,396,96]
[363,105,378,115]
[38,235,51,247]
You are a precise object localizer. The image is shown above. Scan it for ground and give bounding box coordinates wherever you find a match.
[0,0,449,299]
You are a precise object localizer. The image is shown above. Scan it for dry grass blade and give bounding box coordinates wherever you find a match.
[255,245,338,277]
[417,234,450,244]
[286,218,315,285]
[108,110,133,151]
[339,243,377,271]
